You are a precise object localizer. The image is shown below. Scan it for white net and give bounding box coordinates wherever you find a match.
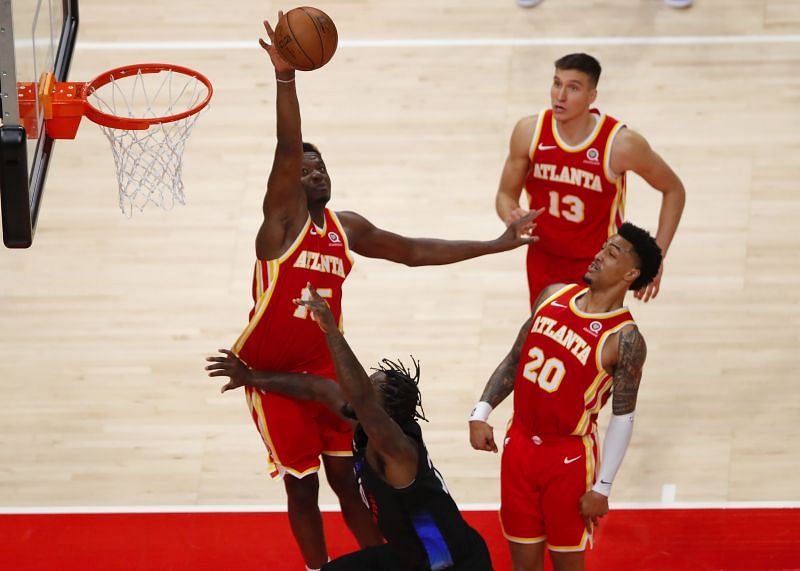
[87,68,210,216]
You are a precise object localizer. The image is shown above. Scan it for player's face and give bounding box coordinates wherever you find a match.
[583,235,640,288]
[550,69,597,121]
[301,153,331,206]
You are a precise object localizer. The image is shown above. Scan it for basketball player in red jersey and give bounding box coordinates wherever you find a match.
[231,16,539,571]
[495,53,685,308]
[468,222,662,571]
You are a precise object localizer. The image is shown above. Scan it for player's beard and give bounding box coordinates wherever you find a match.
[582,274,593,285]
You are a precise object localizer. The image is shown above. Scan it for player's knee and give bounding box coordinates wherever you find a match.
[284,474,320,508]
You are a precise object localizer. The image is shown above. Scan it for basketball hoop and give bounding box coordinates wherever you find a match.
[18,63,213,216]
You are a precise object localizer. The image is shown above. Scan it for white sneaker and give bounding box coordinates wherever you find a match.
[664,0,693,7]
[517,0,545,7]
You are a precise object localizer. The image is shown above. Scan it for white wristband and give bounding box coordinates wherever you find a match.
[591,480,612,496]
[468,401,493,422]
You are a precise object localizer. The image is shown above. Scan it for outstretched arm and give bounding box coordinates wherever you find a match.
[579,325,647,533]
[611,128,685,302]
[296,286,417,485]
[206,350,349,421]
[496,116,537,225]
[337,208,542,267]
[254,15,308,260]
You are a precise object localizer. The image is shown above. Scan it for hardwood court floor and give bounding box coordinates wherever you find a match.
[1,0,799,509]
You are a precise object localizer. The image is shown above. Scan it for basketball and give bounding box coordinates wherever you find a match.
[274,7,338,72]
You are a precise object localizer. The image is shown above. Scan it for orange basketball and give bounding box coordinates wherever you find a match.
[274,7,338,72]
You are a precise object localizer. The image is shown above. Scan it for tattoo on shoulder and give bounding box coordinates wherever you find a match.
[612,327,647,416]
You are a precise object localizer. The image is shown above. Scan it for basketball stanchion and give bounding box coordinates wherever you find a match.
[17,64,213,216]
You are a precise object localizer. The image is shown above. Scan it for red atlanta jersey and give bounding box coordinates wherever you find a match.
[233,209,353,377]
[524,108,627,259]
[510,284,635,439]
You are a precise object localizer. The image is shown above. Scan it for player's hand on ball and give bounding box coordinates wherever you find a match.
[259,12,295,75]
[294,283,336,332]
[469,420,498,453]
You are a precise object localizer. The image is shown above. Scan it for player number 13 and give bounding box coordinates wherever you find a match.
[548,191,585,223]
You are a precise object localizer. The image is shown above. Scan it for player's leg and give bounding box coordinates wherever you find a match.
[549,550,586,571]
[284,472,329,568]
[509,541,547,571]
[248,390,330,567]
[501,430,547,571]
[322,454,384,547]
[541,436,593,571]
[319,410,383,547]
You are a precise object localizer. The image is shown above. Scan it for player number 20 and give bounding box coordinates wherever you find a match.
[548,191,585,223]
[293,286,333,319]
[522,347,566,393]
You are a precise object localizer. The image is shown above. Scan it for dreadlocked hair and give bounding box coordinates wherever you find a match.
[372,356,428,424]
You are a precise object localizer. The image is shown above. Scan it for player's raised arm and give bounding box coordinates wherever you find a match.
[336,208,543,267]
[295,285,418,486]
[496,115,538,226]
[255,14,308,259]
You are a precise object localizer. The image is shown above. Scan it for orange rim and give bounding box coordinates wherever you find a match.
[82,63,213,130]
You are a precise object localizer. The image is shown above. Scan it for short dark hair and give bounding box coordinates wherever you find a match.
[302,142,322,158]
[373,357,427,424]
[554,53,602,87]
[618,222,663,291]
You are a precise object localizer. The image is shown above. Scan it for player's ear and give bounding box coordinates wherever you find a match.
[624,267,640,287]
[589,87,597,105]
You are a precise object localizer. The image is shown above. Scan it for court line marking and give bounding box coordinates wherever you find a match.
[661,483,677,503]
[2,501,800,515]
[63,34,800,51]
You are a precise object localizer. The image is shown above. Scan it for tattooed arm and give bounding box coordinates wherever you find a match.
[611,325,647,415]
[579,325,647,533]
[296,285,418,487]
[468,284,564,453]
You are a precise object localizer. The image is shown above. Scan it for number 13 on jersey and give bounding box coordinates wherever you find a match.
[293,286,333,319]
[548,191,585,223]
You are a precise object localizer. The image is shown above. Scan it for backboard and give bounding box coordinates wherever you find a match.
[0,0,78,248]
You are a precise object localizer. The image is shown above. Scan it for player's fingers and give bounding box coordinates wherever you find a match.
[219,349,235,357]
[582,515,593,533]
[264,19,275,39]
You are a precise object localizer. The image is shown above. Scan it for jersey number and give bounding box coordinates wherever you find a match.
[522,347,566,393]
[292,286,333,319]
[548,191,585,223]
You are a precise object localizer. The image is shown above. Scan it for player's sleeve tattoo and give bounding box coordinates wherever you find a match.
[612,326,647,415]
[479,315,533,409]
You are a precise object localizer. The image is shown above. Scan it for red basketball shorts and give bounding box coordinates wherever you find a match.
[526,246,594,310]
[500,428,598,552]
[245,385,353,480]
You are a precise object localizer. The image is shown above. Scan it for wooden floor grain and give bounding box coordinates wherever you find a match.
[1,0,798,508]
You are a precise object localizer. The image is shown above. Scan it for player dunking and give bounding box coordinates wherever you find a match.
[495,53,684,308]
[468,222,662,571]
[231,15,538,570]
